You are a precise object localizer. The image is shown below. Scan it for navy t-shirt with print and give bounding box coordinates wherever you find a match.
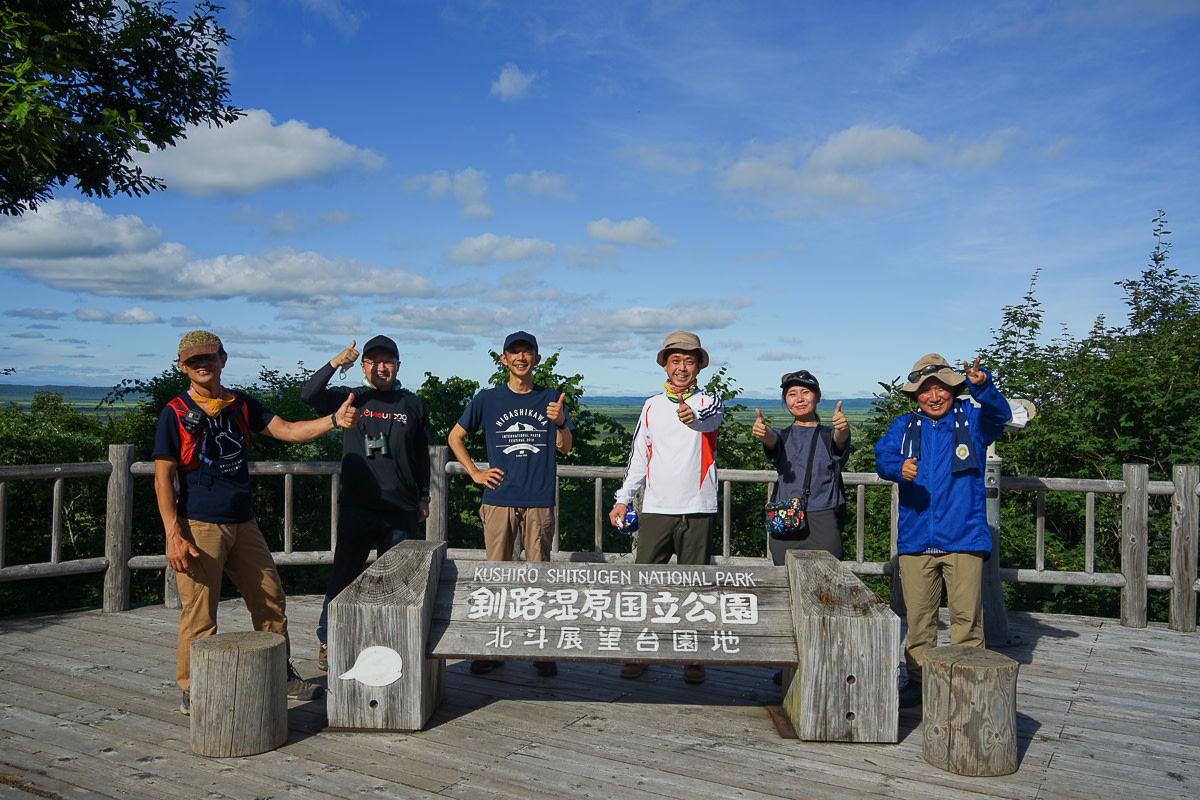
[153,392,275,524]
[456,384,573,508]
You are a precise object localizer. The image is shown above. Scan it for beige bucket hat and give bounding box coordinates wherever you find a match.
[656,331,709,369]
[902,353,966,395]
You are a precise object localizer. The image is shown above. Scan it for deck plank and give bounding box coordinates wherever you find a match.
[3,596,1199,799]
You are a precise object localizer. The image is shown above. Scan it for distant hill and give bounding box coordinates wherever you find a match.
[0,383,138,412]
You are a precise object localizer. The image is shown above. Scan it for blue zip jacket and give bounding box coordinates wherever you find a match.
[874,372,1011,556]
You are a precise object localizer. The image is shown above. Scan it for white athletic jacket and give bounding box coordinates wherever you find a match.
[614,391,724,515]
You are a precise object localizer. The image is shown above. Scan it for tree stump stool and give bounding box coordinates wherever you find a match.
[190,631,288,758]
[922,645,1018,776]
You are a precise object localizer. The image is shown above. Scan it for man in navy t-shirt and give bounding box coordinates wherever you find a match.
[153,330,358,715]
[448,330,574,676]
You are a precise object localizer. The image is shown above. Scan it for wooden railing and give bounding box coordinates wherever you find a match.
[1,445,1197,632]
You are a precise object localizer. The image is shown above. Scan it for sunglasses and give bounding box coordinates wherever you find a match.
[780,370,818,386]
[907,364,953,383]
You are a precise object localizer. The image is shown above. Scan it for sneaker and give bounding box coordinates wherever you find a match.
[683,665,706,685]
[317,643,328,672]
[180,690,190,716]
[286,662,324,701]
[619,663,645,679]
[534,661,558,677]
[899,679,922,708]
[470,660,504,675]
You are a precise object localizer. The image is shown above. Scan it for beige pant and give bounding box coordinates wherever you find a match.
[898,551,985,684]
[479,504,555,562]
[174,518,289,692]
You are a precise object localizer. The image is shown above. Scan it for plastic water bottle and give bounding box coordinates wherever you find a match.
[620,510,639,534]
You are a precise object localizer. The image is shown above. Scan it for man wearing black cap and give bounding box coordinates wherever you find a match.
[155,330,356,714]
[301,335,433,671]
[448,330,573,677]
[874,354,1011,709]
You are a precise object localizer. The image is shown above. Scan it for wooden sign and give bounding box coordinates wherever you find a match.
[429,561,799,666]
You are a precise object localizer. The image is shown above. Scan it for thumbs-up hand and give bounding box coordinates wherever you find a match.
[901,457,919,481]
[831,400,848,433]
[547,392,567,427]
[332,339,359,370]
[752,407,769,439]
[676,398,695,425]
[335,393,360,428]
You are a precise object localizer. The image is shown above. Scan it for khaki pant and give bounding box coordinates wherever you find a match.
[174,518,289,692]
[480,504,555,562]
[898,551,985,684]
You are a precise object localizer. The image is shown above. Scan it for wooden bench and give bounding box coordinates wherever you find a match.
[325,541,899,743]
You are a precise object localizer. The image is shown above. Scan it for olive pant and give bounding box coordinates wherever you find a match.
[898,551,985,684]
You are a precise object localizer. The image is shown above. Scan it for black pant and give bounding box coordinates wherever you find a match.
[317,505,420,643]
[768,505,846,565]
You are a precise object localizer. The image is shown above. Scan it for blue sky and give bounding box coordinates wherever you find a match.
[1,0,1197,399]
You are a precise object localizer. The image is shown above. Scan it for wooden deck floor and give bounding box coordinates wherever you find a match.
[2,596,1197,800]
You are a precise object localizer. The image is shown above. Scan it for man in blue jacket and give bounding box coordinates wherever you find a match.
[874,354,1011,708]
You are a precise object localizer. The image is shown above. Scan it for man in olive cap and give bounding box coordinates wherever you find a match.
[608,330,724,684]
[153,331,359,715]
[874,353,1011,709]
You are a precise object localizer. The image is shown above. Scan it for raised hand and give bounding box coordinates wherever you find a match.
[752,408,769,440]
[676,398,695,425]
[902,457,919,481]
[335,393,360,428]
[333,339,359,377]
[547,392,567,427]
[964,357,986,386]
[831,400,848,433]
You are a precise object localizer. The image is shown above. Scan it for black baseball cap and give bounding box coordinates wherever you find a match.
[362,335,399,359]
[780,369,820,393]
[503,330,538,352]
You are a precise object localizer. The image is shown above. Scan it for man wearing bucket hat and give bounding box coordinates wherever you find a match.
[874,353,1012,709]
[608,331,724,684]
[154,331,360,715]
[300,334,433,672]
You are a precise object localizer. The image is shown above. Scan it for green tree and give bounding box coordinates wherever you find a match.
[1,0,241,215]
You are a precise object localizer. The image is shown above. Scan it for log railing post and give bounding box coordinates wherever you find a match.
[103,444,134,612]
[426,445,449,544]
[1120,463,1149,628]
[1169,464,1199,632]
[889,482,905,617]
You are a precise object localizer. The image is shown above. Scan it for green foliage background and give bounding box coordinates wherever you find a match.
[1,213,1196,624]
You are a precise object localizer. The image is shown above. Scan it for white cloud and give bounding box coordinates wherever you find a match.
[506,171,575,200]
[758,350,804,361]
[374,304,519,336]
[289,0,365,34]
[621,144,704,176]
[720,296,755,309]
[231,205,357,236]
[135,109,385,197]
[170,315,208,327]
[4,308,66,320]
[572,303,735,334]
[10,331,44,339]
[74,306,161,324]
[491,63,536,102]
[586,216,675,250]
[564,243,617,269]
[0,200,434,303]
[944,128,1023,169]
[405,168,492,219]
[722,125,932,207]
[445,233,556,266]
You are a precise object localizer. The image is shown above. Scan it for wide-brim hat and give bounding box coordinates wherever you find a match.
[656,330,709,369]
[902,353,966,395]
[177,330,223,361]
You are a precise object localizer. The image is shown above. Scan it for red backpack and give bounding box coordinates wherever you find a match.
[165,391,252,472]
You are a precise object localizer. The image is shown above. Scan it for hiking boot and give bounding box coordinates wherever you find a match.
[317,643,328,672]
[286,662,324,701]
[899,679,922,708]
[470,660,504,675]
[534,661,558,677]
[180,690,190,716]
[619,663,645,679]
[683,665,706,685]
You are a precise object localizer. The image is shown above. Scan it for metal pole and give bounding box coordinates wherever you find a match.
[983,443,1017,646]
